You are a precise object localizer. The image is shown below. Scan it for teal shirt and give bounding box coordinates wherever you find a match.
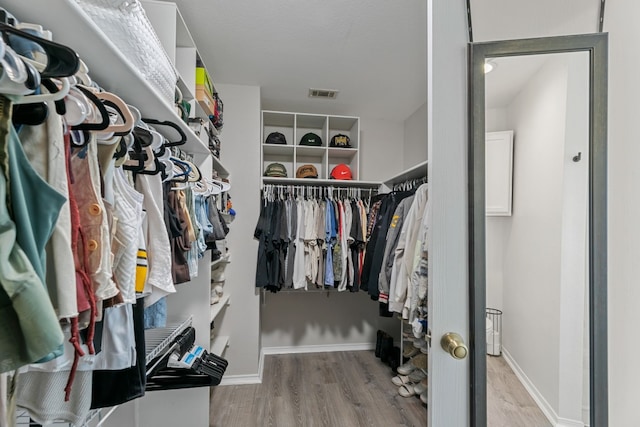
[0,98,64,371]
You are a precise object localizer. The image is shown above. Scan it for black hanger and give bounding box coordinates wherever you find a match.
[71,85,110,131]
[0,22,80,78]
[132,126,154,147]
[12,102,47,126]
[122,134,150,173]
[141,118,187,147]
[41,78,67,115]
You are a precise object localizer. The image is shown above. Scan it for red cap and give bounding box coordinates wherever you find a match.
[330,164,353,180]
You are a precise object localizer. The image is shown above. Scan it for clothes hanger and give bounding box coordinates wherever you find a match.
[0,44,34,95]
[71,85,110,132]
[0,22,80,78]
[141,118,187,147]
[100,94,134,134]
[12,76,70,104]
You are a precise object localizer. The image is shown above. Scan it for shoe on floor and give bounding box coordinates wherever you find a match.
[396,360,416,376]
[414,378,428,395]
[398,383,416,397]
[391,369,426,386]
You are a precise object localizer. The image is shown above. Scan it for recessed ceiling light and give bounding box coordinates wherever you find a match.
[309,88,339,99]
[484,61,497,74]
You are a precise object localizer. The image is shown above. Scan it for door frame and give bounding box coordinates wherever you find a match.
[468,33,609,427]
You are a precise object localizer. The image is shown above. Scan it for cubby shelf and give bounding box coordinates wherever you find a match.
[261,110,361,181]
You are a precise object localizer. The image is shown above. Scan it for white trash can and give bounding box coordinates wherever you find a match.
[486,308,502,356]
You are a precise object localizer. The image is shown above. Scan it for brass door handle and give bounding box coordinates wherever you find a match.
[440,332,468,360]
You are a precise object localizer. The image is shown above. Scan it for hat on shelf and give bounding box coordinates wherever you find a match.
[299,132,322,146]
[296,164,319,179]
[330,134,351,148]
[330,164,353,180]
[264,162,288,177]
[265,131,287,145]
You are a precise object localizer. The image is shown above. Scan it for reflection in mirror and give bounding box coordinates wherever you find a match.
[484,52,590,426]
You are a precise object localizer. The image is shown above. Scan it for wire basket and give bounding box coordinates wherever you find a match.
[74,0,178,105]
[486,307,502,356]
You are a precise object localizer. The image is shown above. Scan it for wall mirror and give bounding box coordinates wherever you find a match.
[468,33,608,427]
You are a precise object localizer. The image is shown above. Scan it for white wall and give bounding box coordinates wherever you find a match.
[261,292,398,349]
[605,3,640,425]
[215,83,262,378]
[485,107,509,312]
[486,107,508,132]
[501,57,569,415]
[557,52,589,425]
[403,102,428,169]
[359,117,405,181]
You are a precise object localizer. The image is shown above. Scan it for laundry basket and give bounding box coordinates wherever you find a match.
[486,308,502,356]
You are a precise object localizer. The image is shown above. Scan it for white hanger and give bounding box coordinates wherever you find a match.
[13,76,70,104]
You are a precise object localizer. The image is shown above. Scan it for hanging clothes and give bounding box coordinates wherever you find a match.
[255,186,371,293]
[360,190,415,299]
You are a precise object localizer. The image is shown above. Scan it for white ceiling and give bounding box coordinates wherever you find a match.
[169,0,601,123]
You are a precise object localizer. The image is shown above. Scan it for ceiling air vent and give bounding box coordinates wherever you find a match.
[308,88,339,99]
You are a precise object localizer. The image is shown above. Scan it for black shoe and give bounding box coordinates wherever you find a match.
[379,335,393,364]
[375,330,384,358]
[388,346,401,371]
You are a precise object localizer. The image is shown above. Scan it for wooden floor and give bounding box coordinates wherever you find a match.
[210,351,426,427]
[487,356,552,427]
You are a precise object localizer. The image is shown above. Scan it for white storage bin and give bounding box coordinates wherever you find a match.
[486,308,502,356]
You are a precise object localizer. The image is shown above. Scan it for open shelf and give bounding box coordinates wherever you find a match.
[210,293,231,323]
[144,317,193,364]
[211,335,230,356]
[382,160,428,187]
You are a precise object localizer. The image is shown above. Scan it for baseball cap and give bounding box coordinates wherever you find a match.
[330,164,352,180]
[299,132,322,146]
[330,134,351,148]
[265,132,287,144]
[264,163,287,177]
[296,164,319,179]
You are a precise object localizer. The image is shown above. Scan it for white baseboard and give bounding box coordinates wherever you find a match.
[502,348,557,425]
[502,348,586,427]
[219,374,262,386]
[219,349,265,386]
[219,343,374,386]
[556,417,585,427]
[261,342,375,355]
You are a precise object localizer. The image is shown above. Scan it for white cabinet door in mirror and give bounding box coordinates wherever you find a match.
[486,130,513,216]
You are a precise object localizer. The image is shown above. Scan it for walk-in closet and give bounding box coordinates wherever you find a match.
[0,0,428,426]
[5,0,637,426]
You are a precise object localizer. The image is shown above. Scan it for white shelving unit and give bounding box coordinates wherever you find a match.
[2,1,232,426]
[261,110,361,181]
[142,0,227,176]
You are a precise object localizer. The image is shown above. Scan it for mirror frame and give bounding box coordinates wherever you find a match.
[468,33,608,427]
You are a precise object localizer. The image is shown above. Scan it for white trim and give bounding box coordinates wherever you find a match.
[556,417,586,427]
[261,342,375,355]
[582,405,590,427]
[219,374,262,386]
[502,348,558,425]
